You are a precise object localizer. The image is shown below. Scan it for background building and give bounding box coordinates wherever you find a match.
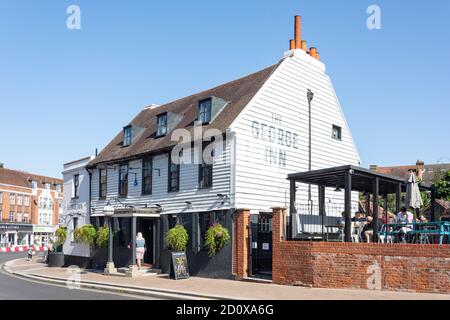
[0,167,63,247]
[371,160,450,185]
[61,156,95,264]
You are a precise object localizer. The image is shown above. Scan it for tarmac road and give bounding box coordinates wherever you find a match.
[0,253,155,300]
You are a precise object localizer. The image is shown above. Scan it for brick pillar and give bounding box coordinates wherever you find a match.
[272,207,286,284]
[272,207,287,243]
[233,209,250,279]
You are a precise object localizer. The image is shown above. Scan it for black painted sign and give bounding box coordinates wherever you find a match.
[0,224,33,232]
[170,251,189,280]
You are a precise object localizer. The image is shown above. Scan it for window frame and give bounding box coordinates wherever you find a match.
[99,169,108,200]
[198,98,212,124]
[73,174,80,199]
[142,157,153,195]
[118,164,129,198]
[123,125,132,147]
[332,125,342,141]
[167,152,180,193]
[9,211,14,223]
[156,113,168,137]
[9,193,16,205]
[24,195,30,207]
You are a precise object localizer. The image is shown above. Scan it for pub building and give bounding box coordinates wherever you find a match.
[70,16,360,279]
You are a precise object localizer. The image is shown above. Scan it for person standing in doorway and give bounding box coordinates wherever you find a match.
[135,232,146,270]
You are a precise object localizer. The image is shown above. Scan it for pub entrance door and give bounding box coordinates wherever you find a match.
[137,218,154,266]
[249,212,273,279]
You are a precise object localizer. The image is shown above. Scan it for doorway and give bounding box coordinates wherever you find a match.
[138,219,154,266]
[249,212,273,278]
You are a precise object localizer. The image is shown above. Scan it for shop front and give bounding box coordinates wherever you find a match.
[0,223,33,247]
[32,225,58,246]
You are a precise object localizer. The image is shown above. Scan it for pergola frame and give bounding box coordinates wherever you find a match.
[287,165,435,242]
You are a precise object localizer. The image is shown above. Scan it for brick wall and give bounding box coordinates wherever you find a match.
[232,209,250,279]
[272,208,450,294]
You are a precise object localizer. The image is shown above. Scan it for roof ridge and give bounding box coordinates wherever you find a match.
[141,64,278,112]
[0,167,62,182]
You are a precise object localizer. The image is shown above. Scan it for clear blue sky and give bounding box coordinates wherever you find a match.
[1,0,449,178]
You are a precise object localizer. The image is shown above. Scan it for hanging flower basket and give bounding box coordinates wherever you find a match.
[204,223,230,257]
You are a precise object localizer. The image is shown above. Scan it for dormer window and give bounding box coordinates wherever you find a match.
[123,126,132,146]
[199,99,212,124]
[156,113,168,137]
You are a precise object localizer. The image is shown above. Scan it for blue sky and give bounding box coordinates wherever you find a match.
[1,0,449,178]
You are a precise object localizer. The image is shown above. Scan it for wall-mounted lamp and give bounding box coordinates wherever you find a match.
[217,194,229,205]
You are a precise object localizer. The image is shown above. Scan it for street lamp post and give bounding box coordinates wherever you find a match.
[307,89,314,215]
[103,202,117,274]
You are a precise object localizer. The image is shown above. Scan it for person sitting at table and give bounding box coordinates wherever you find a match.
[363,216,384,243]
[338,211,346,227]
[388,212,397,224]
[397,207,414,242]
[352,212,366,222]
[362,216,374,242]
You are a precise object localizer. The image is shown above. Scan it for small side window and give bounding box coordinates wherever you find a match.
[332,125,342,140]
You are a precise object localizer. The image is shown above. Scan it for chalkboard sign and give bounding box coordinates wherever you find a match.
[170,251,189,280]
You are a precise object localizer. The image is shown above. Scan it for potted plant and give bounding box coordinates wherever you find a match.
[74,224,97,247]
[204,223,230,257]
[48,227,67,267]
[165,224,189,252]
[96,226,109,248]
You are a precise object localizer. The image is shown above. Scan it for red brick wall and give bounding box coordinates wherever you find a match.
[272,208,450,294]
[232,209,250,279]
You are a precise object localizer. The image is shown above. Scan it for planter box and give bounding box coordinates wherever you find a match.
[48,252,65,268]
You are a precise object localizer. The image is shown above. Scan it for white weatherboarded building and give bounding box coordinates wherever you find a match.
[82,19,360,278]
[61,156,95,263]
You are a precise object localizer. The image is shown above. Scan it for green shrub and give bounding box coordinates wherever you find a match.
[55,227,67,246]
[74,224,97,246]
[204,223,230,257]
[165,224,189,251]
[96,226,109,248]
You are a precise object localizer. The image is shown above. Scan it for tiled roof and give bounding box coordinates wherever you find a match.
[0,168,63,190]
[377,164,450,184]
[88,64,279,167]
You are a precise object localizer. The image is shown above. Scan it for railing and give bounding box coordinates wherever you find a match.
[293,202,359,236]
[380,222,450,245]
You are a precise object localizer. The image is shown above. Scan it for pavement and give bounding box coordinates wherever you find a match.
[0,253,153,300]
[2,255,450,300]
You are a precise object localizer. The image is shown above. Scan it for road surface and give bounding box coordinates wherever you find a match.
[0,253,154,300]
